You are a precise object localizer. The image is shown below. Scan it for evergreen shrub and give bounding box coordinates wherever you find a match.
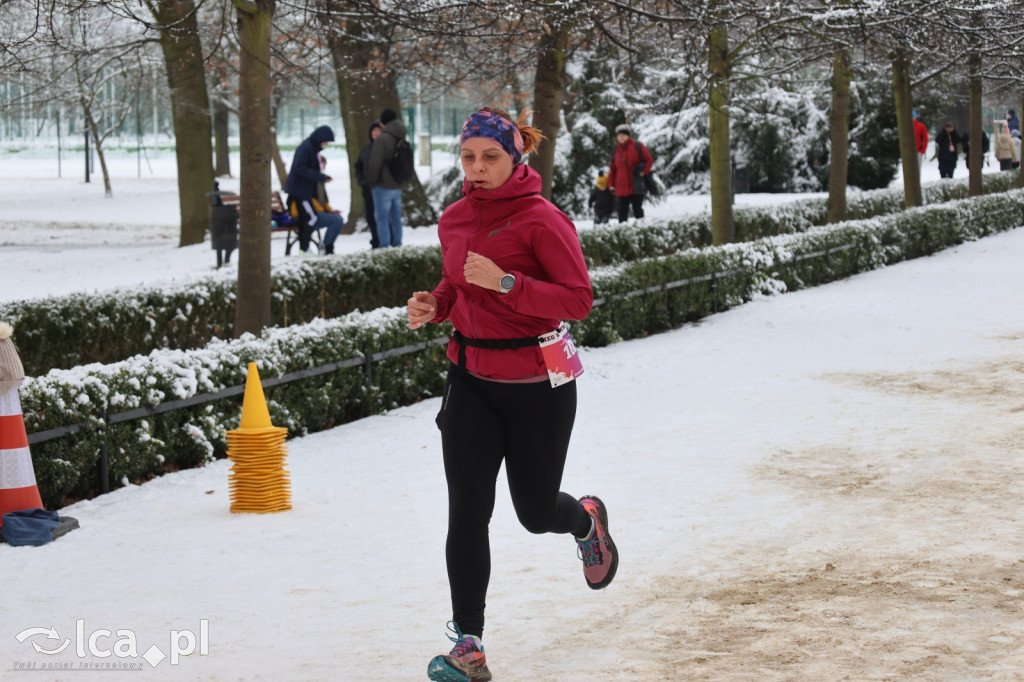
[24,311,451,508]
[2,172,1018,376]
[23,188,1024,509]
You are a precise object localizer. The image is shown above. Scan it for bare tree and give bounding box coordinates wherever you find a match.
[318,0,443,228]
[799,0,858,222]
[142,0,216,245]
[31,6,148,197]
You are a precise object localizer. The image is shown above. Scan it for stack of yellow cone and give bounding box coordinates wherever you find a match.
[226,363,291,513]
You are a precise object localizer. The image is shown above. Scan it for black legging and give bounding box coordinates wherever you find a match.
[617,193,644,222]
[436,365,591,638]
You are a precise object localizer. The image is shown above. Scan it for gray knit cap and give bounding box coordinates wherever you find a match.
[0,322,25,392]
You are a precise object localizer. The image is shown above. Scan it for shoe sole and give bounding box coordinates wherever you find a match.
[581,494,618,590]
[427,655,492,682]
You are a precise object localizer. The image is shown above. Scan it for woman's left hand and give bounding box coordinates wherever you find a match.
[464,251,505,291]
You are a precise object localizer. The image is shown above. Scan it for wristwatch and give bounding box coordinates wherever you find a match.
[499,273,516,294]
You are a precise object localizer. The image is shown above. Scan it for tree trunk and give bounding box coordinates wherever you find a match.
[270,87,288,188]
[213,97,231,177]
[151,0,214,247]
[233,0,275,337]
[708,19,734,245]
[892,52,922,208]
[826,47,851,223]
[270,134,288,190]
[401,163,439,227]
[528,14,571,201]
[327,27,392,232]
[968,61,983,197]
[85,108,113,197]
[326,16,436,230]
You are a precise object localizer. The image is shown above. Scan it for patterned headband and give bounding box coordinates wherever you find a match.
[460,110,525,164]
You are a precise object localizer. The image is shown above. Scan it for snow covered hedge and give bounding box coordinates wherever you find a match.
[22,311,451,509]
[2,246,443,377]
[583,171,1019,267]
[573,188,1024,346]
[21,187,1024,509]
[2,173,1019,378]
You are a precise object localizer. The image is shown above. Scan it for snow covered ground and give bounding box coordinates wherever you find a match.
[1,150,1022,680]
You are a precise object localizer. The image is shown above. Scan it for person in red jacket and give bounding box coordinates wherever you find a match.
[913,110,929,173]
[407,106,618,682]
[607,123,654,222]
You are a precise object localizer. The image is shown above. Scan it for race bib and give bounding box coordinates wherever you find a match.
[538,323,584,388]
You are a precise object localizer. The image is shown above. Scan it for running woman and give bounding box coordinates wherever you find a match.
[407,107,618,682]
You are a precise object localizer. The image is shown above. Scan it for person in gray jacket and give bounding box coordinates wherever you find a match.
[367,108,408,248]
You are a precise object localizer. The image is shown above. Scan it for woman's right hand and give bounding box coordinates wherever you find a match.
[407,291,437,329]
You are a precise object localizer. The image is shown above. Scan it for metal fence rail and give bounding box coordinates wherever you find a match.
[27,336,452,447]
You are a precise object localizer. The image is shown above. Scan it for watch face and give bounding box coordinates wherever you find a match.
[500,274,515,291]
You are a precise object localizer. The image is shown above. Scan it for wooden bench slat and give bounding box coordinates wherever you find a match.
[215,190,321,255]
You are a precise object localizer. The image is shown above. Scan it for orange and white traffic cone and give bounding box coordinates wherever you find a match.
[0,322,43,529]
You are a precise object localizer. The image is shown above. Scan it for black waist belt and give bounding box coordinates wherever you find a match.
[452,330,537,370]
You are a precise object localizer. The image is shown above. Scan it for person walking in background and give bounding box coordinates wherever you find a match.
[284,125,336,255]
[608,123,653,222]
[367,108,408,248]
[354,120,382,249]
[994,123,1018,170]
[1005,109,1019,135]
[935,122,961,179]
[1008,110,1022,169]
[588,169,614,224]
[312,155,345,255]
[962,129,989,168]
[913,110,929,174]
[406,106,617,682]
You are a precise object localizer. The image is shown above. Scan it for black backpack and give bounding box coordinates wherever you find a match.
[387,136,415,184]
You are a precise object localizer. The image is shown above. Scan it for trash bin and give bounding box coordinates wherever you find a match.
[207,181,238,268]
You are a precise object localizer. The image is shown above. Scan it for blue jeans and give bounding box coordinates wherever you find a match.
[371,186,403,248]
[316,212,345,247]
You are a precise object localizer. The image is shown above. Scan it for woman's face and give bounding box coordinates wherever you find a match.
[460,137,514,190]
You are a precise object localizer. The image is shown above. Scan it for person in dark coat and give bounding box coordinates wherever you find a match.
[1005,109,1019,135]
[935,122,961,179]
[961,129,989,168]
[367,108,408,248]
[607,123,653,222]
[284,125,336,254]
[354,120,383,248]
[588,170,614,224]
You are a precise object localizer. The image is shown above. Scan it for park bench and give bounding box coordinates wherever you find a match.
[217,191,322,257]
